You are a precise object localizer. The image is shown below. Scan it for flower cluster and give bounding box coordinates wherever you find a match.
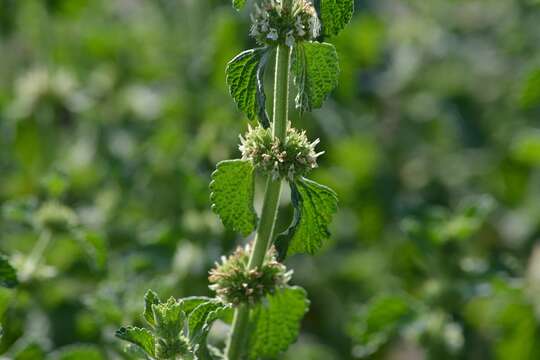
[209,244,292,306]
[239,124,323,180]
[35,201,78,232]
[250,0,320,47]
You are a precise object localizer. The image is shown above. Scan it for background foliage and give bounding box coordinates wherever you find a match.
[2,0,540,359]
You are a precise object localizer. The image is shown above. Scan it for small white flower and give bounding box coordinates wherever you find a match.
[267,28,279,41]
[285,31,296,47]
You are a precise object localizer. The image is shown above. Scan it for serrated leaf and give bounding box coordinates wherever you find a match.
[248,287,310,359]
[292,42,340,113]
[210,160,258,236]
[277,178,338,256]
[48,344,105,360]
[226,48,271,127]
[320,0,354,36]
[116,326,156,357]
[188,300,228,342]
[144,290,161,328]
[180,296,215,316]
[232,0,247,11]
[0,253,18,288]
[152,297,185,340]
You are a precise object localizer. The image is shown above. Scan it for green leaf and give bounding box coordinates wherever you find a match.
[152,297,185,340]
[232,0,247,11]
[511,129,540,166]
[347,295,413,357]
[180,296,215,316]
[75,230,107,271]
[519,68,540,108]
[210,160,258,236]
[248,287,310,359]
[13,342,45,360]
[116,326,156,357]
[292,42,340,113]
[226,48,271,128]
[0,253,18,288]
[188,300,228,341]
[320,0,354,37]
[48,345,105,360]
[277,178,338,256]
[144,290,161,328]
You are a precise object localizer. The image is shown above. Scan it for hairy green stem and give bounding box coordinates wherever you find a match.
[225,44,291,360]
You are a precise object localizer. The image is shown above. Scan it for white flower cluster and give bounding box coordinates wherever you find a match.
[250,0,320,47]
[239,124,324,180]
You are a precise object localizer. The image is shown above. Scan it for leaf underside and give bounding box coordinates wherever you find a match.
[115,326,156,357]
[320,0,354,37]
[277,177,338,257]
[0,254,18,288]
[292,42,340,113]
[210,159,258,236]
[226,48,270,128]
[248,287,310,359]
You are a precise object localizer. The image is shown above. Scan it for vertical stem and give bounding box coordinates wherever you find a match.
[20,230,52,281]
[225,44,291,360]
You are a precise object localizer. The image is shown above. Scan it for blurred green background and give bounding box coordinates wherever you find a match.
[2,0,540,359]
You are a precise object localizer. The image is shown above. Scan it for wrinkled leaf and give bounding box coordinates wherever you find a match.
[248,287,310,359]
[180,296,215,316]
[226,48,271,127]
[292,42,340,113]
[320,0,354,36]
[0,253,18,288]
[277,178,338,256]
[188,300,228,342]
[115,327,156,357]
[152,297,185,340]
[144,290,161,328]
[210,160,258,236]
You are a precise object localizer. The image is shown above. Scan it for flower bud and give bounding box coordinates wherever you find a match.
[35,201,78,232]
[239,124,324,180]
[209,244,292,306]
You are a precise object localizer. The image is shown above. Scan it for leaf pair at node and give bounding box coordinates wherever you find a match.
[209,157,338,259]
[116,291,230,360]
[226,43,339,127]
[226,0,352,127]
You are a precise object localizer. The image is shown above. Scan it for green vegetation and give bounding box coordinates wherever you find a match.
[2,0,540,359]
